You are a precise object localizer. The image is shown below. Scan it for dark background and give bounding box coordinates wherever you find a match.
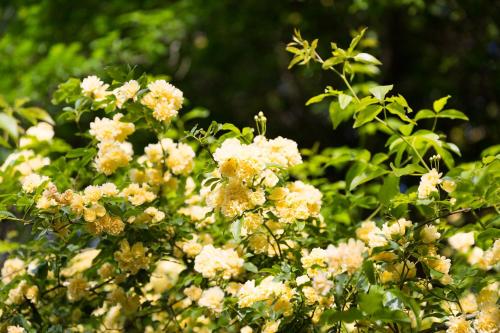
[0,0,498,159]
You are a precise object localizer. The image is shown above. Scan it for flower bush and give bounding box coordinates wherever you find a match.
[0,29,498,333]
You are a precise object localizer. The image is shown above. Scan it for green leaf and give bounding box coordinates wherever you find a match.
[338,93,353,110]
[386,102,415,124]
[221,123,242,136]
[362,260,376,284]
[0,113,19,139]
[0,135,10,148]
[354,96,379,112]
[306,89,341,105]
[379,175,400,205]
[241,127,254,142]
[329,101,354,129]
[359,286,384,315]
[348,27,367,53]
[181,108,210,122]
[415,109,436,121]
[243,262,258,273]
[0,95,8,108]
[52,78,81,105]
[66,147,96,158]
[321,308,363,324]
[16,107,54,125]
[399,123,414,136]
[350,63,380,76]
[372,309,411,323]
[353,105,383,128]
[482,155,497,164]
[322,56,345,69]
[0,241,20,253]
[346,162,388,191]
[445,142,461,156]
[288,55,303,69]
[436,109,469,121]
[433,95,451,112]
[369,85,393,100]
[0,210,16,221]
[306,94,329,105]
[477,228,500,245]
[389,289,421,330]
[433,143,455,169]
[390,163,427,177]
[386,94,413,113]
[285,46,301,55]
[353,52,382,65]
[371,152,388,165]
[345,162,365,191]
[481,145,500,158]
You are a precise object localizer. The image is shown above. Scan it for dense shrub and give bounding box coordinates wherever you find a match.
[0,29,498,333]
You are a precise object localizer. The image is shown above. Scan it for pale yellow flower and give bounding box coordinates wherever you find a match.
[81,75,110,101]
[446,315,474,333]
[418,168,442,199]
[198,286,225,313]
[420,225,441,243]
[1,258,25,284]
[194,245,244,280]
[448,232,475,253]
[61,248,101,277]
[7,326,25,333]
[113,80,140,108]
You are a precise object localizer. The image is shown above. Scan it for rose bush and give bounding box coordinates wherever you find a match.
[0,29,498,333]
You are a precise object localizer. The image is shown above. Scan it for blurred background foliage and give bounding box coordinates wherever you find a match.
[0,0,498,159]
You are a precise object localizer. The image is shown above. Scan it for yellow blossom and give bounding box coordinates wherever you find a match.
[65,276,88,302]
[459,293,478,314]
[238,276,295,316]
[114,240,150,274]
[442,179,457,193]
[121,183,156,206]
[262,320,281,333]
[184,285,203,301]
[473,305,500,333]
[141,80,183,123]
[94,140,134,175]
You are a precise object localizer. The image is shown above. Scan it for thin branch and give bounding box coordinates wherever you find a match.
[414,208,472,230]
